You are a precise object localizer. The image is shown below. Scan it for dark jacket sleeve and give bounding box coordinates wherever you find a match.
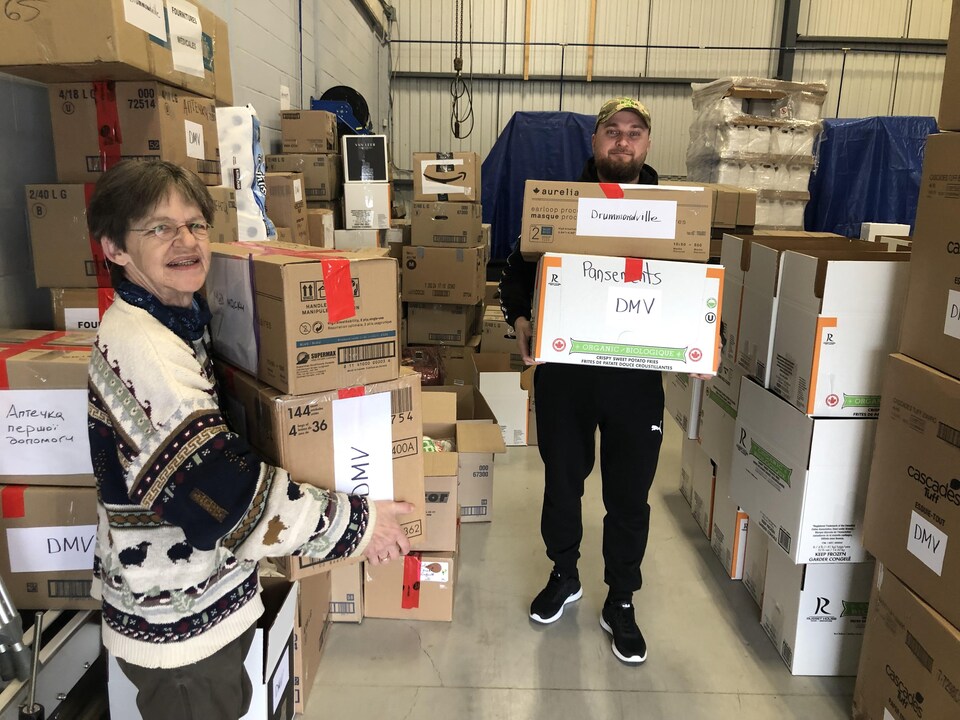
[498,238,537,327]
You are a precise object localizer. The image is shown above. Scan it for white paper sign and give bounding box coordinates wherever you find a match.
[184,119,205,160]
[166,0,205,78]
[420,158,466,195]
[0,389,93,476]
[207,254,258,375]
[906,510,947,576]
[271,645,290,713]
[64,307,101,331]
[576,198,678,240]
[331,393,394,499]
[944,289,960,340]
[7,525,97,573]
[123,0,167,38]
[293,178,303,204]
[606,286,662,334]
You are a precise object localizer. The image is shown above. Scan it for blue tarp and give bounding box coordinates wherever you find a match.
[481,111,596,260]
[805,116,937,237]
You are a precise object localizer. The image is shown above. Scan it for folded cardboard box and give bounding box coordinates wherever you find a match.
[328,562,363,623]
[292,571,330,715]
[401,246,486,305]
[664,372,701,437]
[363,550,458,621]
[207,242,400,395]
[413,152,480,202]
[862,353,960,631]
[49,81,220,184]
[266,153,342,201]
[407,302,483,346]
[520,181,713,262]
[0,0,233,103]
[281,110,338,154]
[265,172,309,245]
[532,252,724,374]
[710,460,749,581]
[50,288,115,332]
[474,352,527,446]
[742,519,769,609]
[411,202,484,248]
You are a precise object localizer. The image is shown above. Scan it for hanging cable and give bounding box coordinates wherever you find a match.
[451,0,475,139]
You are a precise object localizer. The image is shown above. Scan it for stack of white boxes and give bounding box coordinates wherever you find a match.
[338,134,392,249]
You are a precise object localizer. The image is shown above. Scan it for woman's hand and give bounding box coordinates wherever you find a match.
[364,500,416,565]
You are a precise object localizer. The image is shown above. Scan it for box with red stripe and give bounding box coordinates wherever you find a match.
[363,549,458,622]
[50,288,116,332]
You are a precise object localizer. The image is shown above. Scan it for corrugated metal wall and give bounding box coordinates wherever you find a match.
[391,0,949,177]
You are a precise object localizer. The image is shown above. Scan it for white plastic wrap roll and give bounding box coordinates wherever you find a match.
[215,105,275,241]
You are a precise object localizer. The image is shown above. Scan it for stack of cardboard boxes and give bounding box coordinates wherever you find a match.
[852,9,960,712]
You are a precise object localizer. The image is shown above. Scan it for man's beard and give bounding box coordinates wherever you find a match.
[595,152,645,183]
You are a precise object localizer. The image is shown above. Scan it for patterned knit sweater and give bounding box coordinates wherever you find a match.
[87,286,375,669]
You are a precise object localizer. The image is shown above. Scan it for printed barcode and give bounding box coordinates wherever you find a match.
[195,159,220,175]
[428,332,461,341]
[756,360,766,381]
[330,601,356,615]
[434,290,451,297]
[778,527,791,553]
[390,386,413,414]
[905,631,933,672]
[937,422,960,449]
[48,579,92,599]
[434,235,466,244]
[338,341,396,365]
[781,641,794,668]
[461,505,488,516]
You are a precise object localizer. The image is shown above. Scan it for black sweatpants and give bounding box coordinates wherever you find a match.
[534,363,664,598]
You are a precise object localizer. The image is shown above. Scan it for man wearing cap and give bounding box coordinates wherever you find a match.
[498,98,661,665]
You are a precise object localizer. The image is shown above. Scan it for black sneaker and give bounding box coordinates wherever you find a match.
[600,601,647,664]
[529,570,582,624]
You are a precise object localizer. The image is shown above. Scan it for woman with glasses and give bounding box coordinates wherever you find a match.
[85,160,412,720]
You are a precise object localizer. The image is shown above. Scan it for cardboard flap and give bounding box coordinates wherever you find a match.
[422,389,458,438]
[423,452,459,477]
[457,421,507,454]
[258,578,298,683]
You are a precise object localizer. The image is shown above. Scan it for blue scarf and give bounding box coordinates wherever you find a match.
[116,281,212,343]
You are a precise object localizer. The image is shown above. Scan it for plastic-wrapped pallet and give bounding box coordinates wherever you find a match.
[686,77,827,230]
[216,105,276,241]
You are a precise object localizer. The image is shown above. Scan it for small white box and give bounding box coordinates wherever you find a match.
[731,380,876,564]
[859,222,910,243]
[344,182,391,230]
[760,552,873,676]
[533,253,724,374]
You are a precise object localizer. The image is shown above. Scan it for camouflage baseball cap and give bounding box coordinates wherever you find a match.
[595,97,651,131]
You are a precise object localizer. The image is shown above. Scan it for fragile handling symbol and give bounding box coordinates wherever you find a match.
[552,338,567,352]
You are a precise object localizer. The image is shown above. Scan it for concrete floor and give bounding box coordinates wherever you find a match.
[309,421,855,720]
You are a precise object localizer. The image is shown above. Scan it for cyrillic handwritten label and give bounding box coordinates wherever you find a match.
[1,389,93,476]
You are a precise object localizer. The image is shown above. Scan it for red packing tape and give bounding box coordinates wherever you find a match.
[337,386,365,399]
[624,258,645,283]
[321,257,356,323]
[1,486,26,519]
[84,183,111,286]
[93,81,122,173]
[401,553,422,609]
[599,183,625,199]
[0,331,68,390]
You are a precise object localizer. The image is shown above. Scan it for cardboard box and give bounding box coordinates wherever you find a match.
[900,133,960,380]
[280,110,337,154]
[109,578,297,720]
[334,229,384,251]
[306,208,335,248]
[670,181,757,229]
[520,365,538,446]
[664,372,701,437]
[274,227,293,243]
[940,0,960,130]
[859,222,910,242]
[266,153,342,201]
[731,380,877,564]
[265,172,309,244]
[50,288,115,331]
[343,136,389,183]
[861,354,960,631]
[532,253,724,374]
[411,202,484,248]
[422,385,506,522]
[743,519,769,609]
[520,181,713,262]
[760,553,873,676]
[0,485,97,610]
[216,364,425,562]
[308,199,344,230]
[769,249,910,417]
[710,460,749,580]
[363,550,458,621]
[329,562,363,623]
[413,152,481,202]
[679,435,698,506]
[474,352,528,446]
[480,310,522,367]
[407,302,482,346]
[0,330,96,486]
[401,246,486,305]
[0,0,233,104]
[344,182,391,230]
[852,564,960,720]
[292,571,330,714]
[689,443,716,539]
[207,242,399,394]
[49,81,219,184]
[209,186,240,244]
[421,475,459,552]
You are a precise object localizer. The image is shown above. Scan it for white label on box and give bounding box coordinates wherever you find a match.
[7,525,97,573]
[271,644,290,713]
[420,560,449,583]
[944,289,960,340]
[606,286,662,333]
[293,178,303,204]
[907,510,947,576]
[332,393,394,499]
[166,0,205,78]
[882,709,895,720]
[184,119,205,160]
[576,198,678,239]
[123,0,167,38]
[420,158,465,195]
[64,307,100,331]
[0,389,93,476]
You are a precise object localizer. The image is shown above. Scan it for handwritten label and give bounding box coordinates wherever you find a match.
[123,0,167,38]
[420,560,449,583]
[7,525,97,573]
[184,119,205,160]
[271,645,290,713]
[207,255,258,375]
[166,0,205,78]
[0,389,92,476]
[906,510,947,576]
[331,393,393,499]
[64,307,101,331]
[606,286,662,335]
[944,289,960,341]
[576,198,677,239]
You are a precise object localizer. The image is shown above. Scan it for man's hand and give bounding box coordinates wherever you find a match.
[365,500,415,565]
[513,317,543,366]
